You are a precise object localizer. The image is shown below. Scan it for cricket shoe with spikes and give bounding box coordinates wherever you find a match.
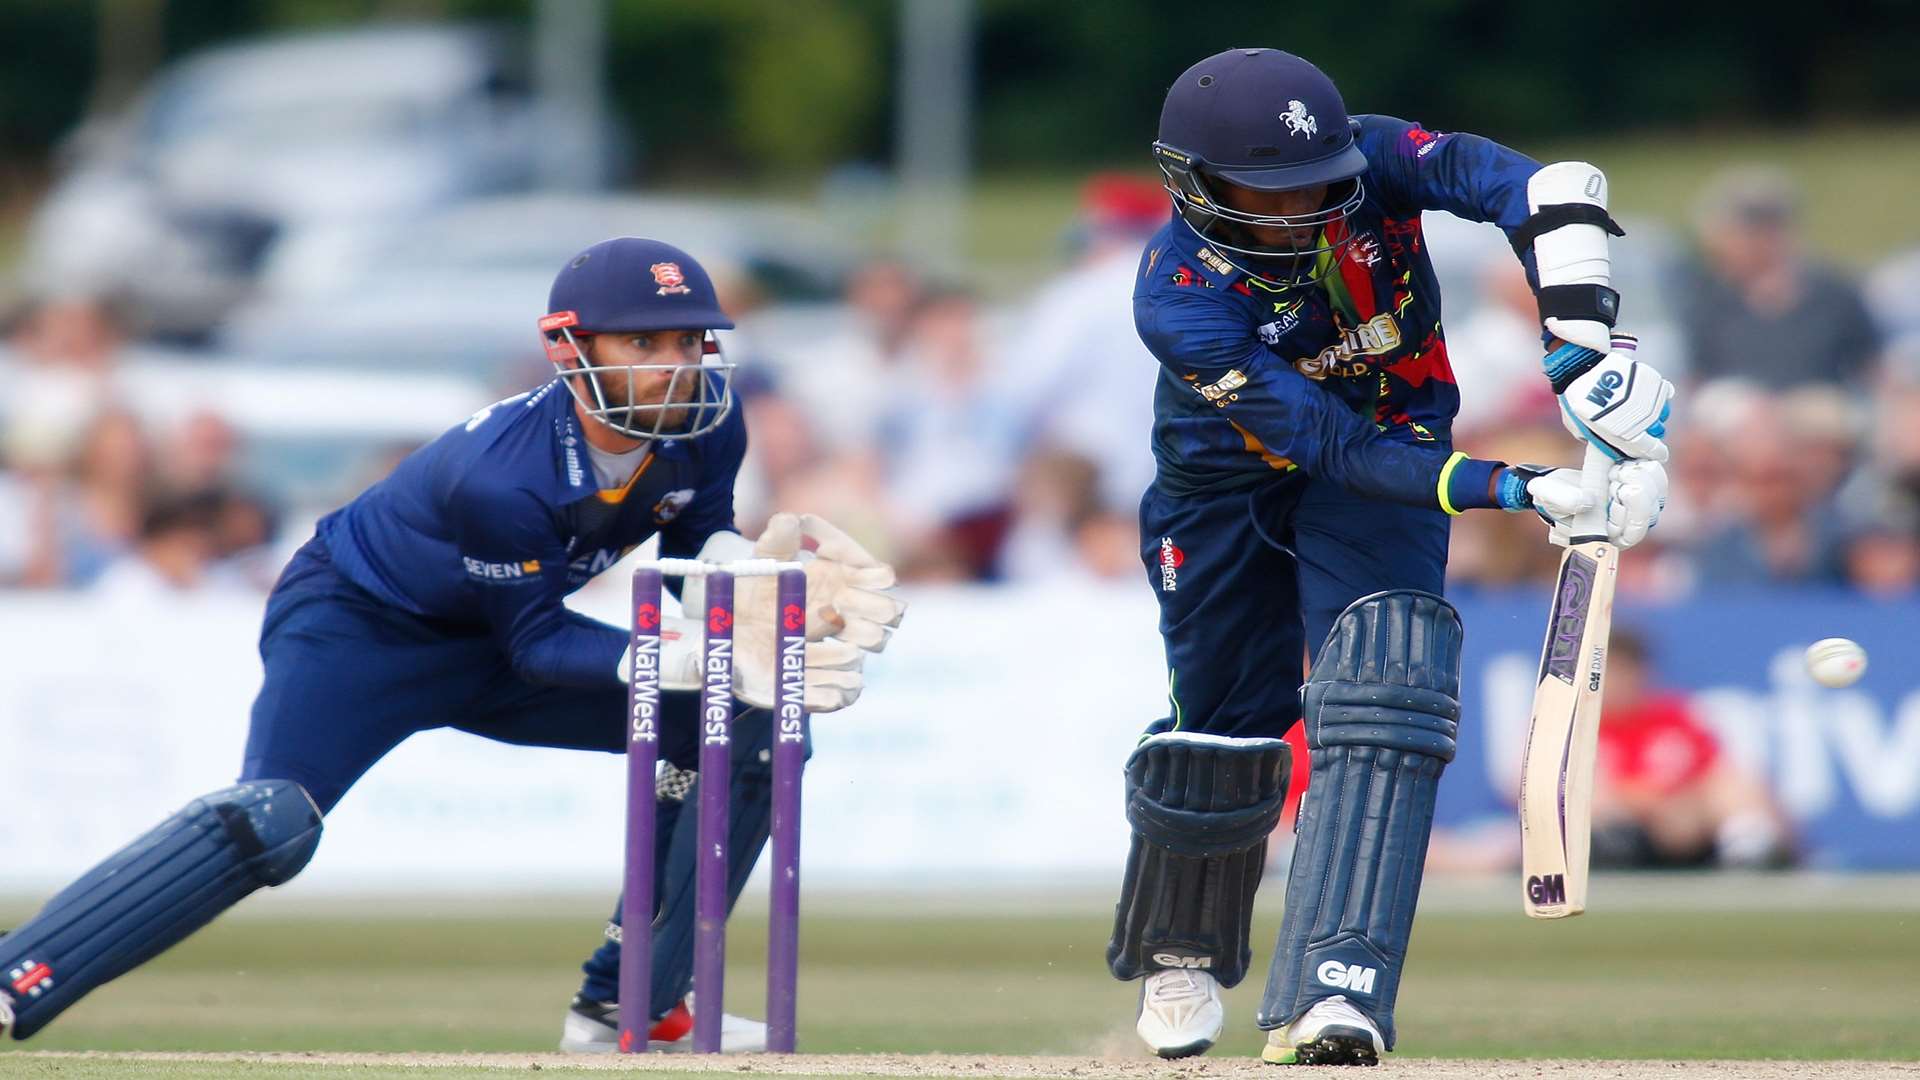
[559,993,767,1053]
[1261,995,1384,1066]
[1135,968,1224,1059]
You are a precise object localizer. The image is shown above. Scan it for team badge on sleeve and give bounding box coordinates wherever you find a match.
[650,262,692,296]
[1194,369,1248,406]
[652,488,696,523]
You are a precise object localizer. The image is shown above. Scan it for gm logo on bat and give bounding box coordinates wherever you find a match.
[1528,873,1567,906]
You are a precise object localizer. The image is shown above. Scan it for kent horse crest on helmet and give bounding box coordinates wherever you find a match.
[1282,100,1317,138]
[1152,49,1369,286]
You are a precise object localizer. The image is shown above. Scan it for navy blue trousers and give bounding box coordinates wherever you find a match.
[239,541,705,811]
[1140,474,1450,739]
[239,542,721,1020]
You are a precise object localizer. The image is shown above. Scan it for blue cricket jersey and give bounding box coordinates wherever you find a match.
[1136,113,1545,513]
[315,379,745,687]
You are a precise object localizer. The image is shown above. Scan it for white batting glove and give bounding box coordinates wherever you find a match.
[1496,464,1594,535]
[1547,334,1675,463]
[1606,458,1668,549]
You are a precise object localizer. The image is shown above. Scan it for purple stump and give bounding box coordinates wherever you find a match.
[693,570,734,1054]
[766,568,808,1052]
[619,568,664,1054]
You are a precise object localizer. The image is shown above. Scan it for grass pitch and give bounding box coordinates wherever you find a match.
[1,877,1917,1072]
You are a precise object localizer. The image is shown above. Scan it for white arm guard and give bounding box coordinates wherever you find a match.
[1522,161,1623,352]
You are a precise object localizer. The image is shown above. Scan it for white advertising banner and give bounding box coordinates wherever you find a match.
[0,584,1161,893]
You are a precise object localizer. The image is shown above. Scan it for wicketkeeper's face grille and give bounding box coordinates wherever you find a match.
[544,325,735,441]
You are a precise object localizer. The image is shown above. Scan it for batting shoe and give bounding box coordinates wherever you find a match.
[1135,968,1224,1059]
[558,994,767,1053]
[1261,995,1385,1066]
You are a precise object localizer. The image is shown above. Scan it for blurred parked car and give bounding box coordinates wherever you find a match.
[219,194,859,376]
[22,23,625,342]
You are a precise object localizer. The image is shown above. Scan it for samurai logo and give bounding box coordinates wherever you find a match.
[1281,99,1317,138]
[650,262,692,296]
[1158,536,1183,592]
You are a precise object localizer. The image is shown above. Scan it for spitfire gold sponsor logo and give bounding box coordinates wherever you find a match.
[1194,368,1247,407]
[1293,312,1402,380]
[1194,246,1234,277]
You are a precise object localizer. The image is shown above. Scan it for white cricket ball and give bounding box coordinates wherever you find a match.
[1805,638,1868,688]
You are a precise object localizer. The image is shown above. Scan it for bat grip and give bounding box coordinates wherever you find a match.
[1569,443,1611,542]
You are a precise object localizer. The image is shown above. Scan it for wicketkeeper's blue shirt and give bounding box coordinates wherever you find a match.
[315,379,745,687]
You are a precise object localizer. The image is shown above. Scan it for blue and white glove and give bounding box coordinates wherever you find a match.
[1543,333,1675,463]
[1494,459,1668,549]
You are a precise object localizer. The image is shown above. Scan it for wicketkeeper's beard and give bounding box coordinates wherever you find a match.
[597,368,702,434]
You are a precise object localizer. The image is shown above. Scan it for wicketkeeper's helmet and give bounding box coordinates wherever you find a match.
[540,237,736,441]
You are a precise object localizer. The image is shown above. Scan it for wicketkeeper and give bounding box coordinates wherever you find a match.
[0,237,905,1050]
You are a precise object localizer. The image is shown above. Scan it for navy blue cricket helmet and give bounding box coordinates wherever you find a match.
[540,237,736,440]
[1153,48,1369,283]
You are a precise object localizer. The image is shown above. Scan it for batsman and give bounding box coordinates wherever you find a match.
[1107,49,1672,1064]
[0,237,905,1048]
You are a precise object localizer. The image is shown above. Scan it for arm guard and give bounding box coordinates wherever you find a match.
[1518,162,1625,353]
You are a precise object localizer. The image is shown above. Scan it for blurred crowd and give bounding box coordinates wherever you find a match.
[2,166,1917,601]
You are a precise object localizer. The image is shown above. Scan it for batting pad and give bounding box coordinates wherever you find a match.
[1107,731,1291,987]
[1,780,321,1039]
[1258,590,1462,1049]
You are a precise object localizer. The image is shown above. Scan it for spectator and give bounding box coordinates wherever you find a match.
[873,288,1026,579]
[1010,175,1166,512]
[1445,254,1556,436]
[1842,517,1920,596]
[1591,630,1794,869]
[0,296,130,471]
[775,259,922,453]
[35,409,153,588]
[1669,167,1880,389]
[1690,395,1849,586]
[88,488,233,600]
[997,448,1105,584]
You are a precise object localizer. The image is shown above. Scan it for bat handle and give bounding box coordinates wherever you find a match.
[1569,443,1611,542]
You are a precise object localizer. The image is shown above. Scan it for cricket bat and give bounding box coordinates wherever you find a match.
[1519,442,1618,919]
